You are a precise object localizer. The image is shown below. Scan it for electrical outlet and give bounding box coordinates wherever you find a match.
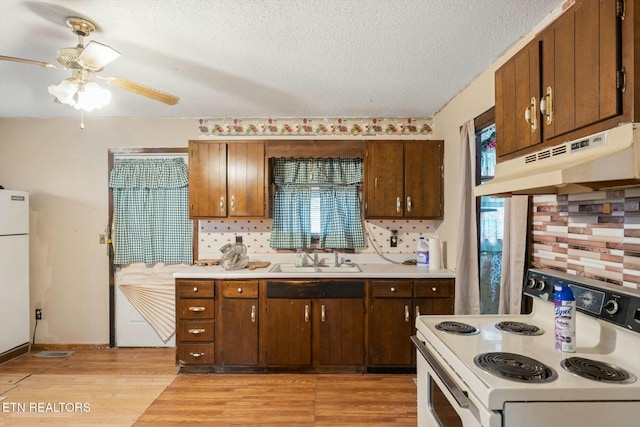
[99,233,106,244]
[35,309,42,320]
[235,236,243,244]
[390,230,398,248]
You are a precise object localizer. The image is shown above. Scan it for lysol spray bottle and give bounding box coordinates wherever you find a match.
[554,283,576,352]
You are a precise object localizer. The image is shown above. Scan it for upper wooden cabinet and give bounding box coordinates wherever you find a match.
[188,141,266,218]
[495,0,629,160]
[364,140,443,219]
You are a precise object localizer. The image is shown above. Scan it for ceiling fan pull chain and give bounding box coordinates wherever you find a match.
[80,109,84,130]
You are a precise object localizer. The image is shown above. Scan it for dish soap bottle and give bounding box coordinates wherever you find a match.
[554,283,576,352]
[416,237,429,267]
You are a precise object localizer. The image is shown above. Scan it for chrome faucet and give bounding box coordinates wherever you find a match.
[334,252,340,267]
[313,250,319,268]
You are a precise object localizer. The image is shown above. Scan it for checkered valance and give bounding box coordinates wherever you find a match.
[109,158,192,265]
[272,157,362,185]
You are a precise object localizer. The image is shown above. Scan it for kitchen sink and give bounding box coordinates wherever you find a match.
[269,263,361,274]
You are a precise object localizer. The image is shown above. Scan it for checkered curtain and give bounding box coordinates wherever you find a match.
[109,158,193,265]
[270,158,364,249]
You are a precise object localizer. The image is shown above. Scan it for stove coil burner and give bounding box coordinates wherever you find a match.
[561,357,637,384]
[435,321,479,335]
[495,321,543,336]
[474,352,558,383]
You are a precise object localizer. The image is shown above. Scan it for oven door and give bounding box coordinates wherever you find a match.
[411,335,497,427]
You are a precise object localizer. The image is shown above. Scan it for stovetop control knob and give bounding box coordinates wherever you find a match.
[604,299,619,315]
[527,278,537,289]
[535,279,546,291]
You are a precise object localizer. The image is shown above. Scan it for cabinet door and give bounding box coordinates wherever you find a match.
[364,141,404,218]
[189,141,227,218]
[219,298,258,365]
[541,0,620,140]
[317,299,364,366]
[404,140,443,218]
[264,299,312,366]
[495,38,541,158]
[227,142,266,217]
[369,298,413,366]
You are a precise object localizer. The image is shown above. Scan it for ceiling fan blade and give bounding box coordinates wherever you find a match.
[78,41,120,70]
[0,55,61,69]
[100,76,179,105]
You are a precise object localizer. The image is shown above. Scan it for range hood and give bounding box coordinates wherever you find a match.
[475,122,640,196]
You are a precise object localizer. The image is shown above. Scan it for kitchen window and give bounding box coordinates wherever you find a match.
[270,158,365,249]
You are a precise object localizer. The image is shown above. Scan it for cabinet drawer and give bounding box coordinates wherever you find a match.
[178,320,214,342]
[176,280,215,298]
[177,299,215,319]
[221,281,259,298]
[414,280,454,298]
[371,281,412,298]
[178,343,215,365]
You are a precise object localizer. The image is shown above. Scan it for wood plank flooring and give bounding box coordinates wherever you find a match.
[0,349,417,426]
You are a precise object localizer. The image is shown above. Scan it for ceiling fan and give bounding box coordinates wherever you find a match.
[0,16,180,112]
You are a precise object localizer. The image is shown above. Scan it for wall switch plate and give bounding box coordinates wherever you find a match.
[35,309,42,320]
[390,230,398,247]
[99,233,106,244]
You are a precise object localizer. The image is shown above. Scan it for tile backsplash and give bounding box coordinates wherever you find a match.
[197,219,438,262]
[532,187,640,289]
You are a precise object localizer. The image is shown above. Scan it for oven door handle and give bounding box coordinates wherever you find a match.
[411,335,470,409]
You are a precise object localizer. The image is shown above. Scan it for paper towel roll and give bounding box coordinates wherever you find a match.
[429,238,442,270]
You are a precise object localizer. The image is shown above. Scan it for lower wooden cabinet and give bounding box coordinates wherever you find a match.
[263,280,365,370]
[175,279,215,367]
[217,280,259,366]
[368,279,455,370]
[175,277,453,373]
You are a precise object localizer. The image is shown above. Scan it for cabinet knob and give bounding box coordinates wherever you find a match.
[193,287,198,292]
[390,287,397,292]
[237,287,243,293]
[432,287,437,292]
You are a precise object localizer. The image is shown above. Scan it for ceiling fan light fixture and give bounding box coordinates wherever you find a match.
[47,79,111,111]
[74,81,111,111]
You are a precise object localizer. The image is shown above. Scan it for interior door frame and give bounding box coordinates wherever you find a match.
[107,147,190,348]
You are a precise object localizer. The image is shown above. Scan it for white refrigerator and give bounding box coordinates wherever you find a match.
[0,190,30,357]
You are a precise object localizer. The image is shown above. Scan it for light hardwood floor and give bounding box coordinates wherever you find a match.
[0,349,417,426]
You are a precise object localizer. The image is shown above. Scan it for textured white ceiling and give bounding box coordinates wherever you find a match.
[0,0,562,119]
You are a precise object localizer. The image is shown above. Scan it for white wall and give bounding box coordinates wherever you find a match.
[0,118,197,345]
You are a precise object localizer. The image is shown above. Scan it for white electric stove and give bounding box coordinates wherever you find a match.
[413,268,640,427]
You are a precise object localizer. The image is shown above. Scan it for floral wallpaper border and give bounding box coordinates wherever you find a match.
[197,117,433,136]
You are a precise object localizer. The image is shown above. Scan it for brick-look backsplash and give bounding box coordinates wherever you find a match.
[532,187,640,289]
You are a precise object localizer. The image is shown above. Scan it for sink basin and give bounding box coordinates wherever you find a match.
[269,263,361,274]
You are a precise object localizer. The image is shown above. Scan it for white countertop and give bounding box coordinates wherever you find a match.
[173,253,455,280]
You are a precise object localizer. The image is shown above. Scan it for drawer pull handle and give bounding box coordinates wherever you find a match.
[304,304,310,323]
[188,328,206,335]
[396,197,402,213]
[189,352,205,358]
[219,196,225,212]
[406,196,412,212]
[404,305,410,323]
[193,287,198,292]
[188,306,206,312]
[231,195,236,211]
[251,305,256,323]
[415,305,421,317]
[237,287,243,294]
[321,304,326,322]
